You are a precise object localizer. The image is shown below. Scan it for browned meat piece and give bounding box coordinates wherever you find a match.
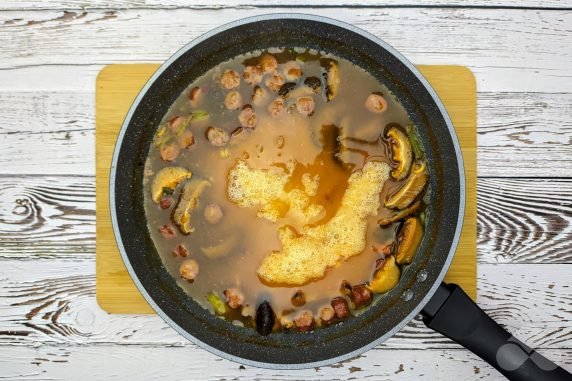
[160,144,180,161]
[252,85,266,105]
[351,284,373,308]
[188,86,202,104]
[179,259,199,282]
[158,224,176,239]
[223,288,245,309]
[268,97,285,117]
[224,90,242,110]
[339,280,352,296]
[365,92,388,113]
[283,61,303,81]
[169,115,184,131]
[206,127,230,147]
[238,105,257,129]
[159,197,173,210]
[331,297,350,319]
[265,71,285,92]
[294,310,315,332]
[220,69,240,89]
[372,242,394,256]
[296,95,315,116]
[260,53,278,73]
[179,131,195,149]
[172,243,188,257]
[243,65,263,85]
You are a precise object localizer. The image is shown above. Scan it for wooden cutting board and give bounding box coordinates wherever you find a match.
[96,64,477,314]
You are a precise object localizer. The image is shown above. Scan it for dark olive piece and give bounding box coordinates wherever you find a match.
[278,82,297,98]
[351,285,373,309]
[255,301,275,336]
[303,76,322,93]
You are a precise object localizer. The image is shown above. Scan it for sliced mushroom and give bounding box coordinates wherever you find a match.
[385,161,428,209]
[150,166,192,203]
[395,217,423,265]
[321,59,340,101]
[385,124,413,180]
[200,231,240,259]
[378,200,421,227]
[370,255,401,293]
[172,179,210,235]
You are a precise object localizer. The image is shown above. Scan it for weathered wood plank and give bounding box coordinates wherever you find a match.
[0,259,570,349]
[0,9,570,93]
[2,176,571,263]
[2,0,572,10]
[0,344,570,381]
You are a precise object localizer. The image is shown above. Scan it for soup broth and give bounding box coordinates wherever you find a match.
[144,48,428,334]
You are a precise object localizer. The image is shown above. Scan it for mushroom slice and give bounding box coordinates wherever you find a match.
[385,124,413,180]
[200,231,240,259]
[370,255,400,293]
[321,59,340,101]
[378,200,421,227]
[172,179,210,235]
[150,166,192,204]
[395,217,423,265]
[385,161,428,210]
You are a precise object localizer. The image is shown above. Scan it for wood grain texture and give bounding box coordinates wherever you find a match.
[2,177,571,263]
[0,345,570,381]
[95,64,476,313]
[1,260,570,349]
[2,0,572,10]
[0,8,570,92]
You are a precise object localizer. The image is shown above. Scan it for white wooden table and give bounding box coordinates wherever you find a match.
[1,1,571,380]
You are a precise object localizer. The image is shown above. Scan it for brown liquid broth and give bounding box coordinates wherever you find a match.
[144,48,412,322]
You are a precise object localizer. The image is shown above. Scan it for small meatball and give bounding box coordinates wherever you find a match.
[256,301,275,336]
[179,259,199,282]
[220,69,240,89]
[303,76,322,93]
[158,224,176,239]
[160,144,180,161]
[290,290,306,307]
[365,92,388,113]
[243,65,263,85]
[265,71,285,92]
[172,243,188,257]
[351,284,373,309]
[241,304,255,318]
[268,97,285,117]
[179,131,195,149]
[252,85,266,105]
[296,95,315,116]
[238,105,257,129]
[319,307,335,326]
[159,196,173,210]
[260,53,278,73]
[206,126,230,147]
[293,310,315,333]
[189,86,203,104]
[224,90,242,110]
[280,316,294,330]
[283,61,303,81]
[223,288,244,309]
[331,297,350,319]
[203,203,223,224]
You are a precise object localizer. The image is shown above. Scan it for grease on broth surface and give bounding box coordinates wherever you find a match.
[144,48,428,334]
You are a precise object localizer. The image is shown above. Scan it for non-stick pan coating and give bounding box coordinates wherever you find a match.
[110,14,465,368]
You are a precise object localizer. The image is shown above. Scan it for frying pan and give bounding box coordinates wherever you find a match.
[110,14,570,380]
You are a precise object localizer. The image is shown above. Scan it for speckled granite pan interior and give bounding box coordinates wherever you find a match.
[111,14,464,368]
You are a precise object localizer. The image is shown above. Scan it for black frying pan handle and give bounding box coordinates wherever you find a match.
[421,283,571,381]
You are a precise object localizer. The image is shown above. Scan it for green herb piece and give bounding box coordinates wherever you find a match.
[406,123,424,160]
[206,292,226,315]
[162,187,174,196]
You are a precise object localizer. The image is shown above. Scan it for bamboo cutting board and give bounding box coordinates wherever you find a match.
[96,64,477,314]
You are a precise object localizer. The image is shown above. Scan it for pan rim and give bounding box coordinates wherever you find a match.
[110,12,466,369]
